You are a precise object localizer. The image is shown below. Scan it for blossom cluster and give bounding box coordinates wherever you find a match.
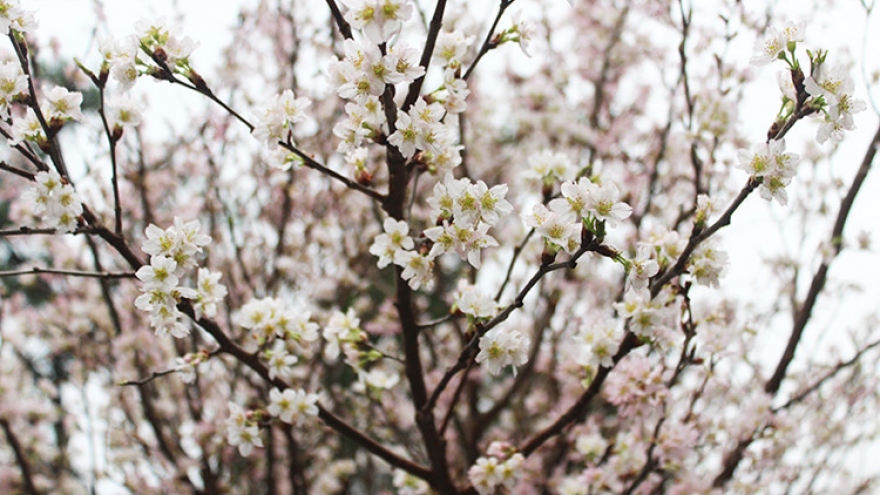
[329,39,424,150]
[104,94,144,133]
[614,288,674,343]
[329,3,471,174]
[135,17,198,70]
[0,61,27,118]
[475,326,530,376]
[467,444,525,495]
[369,172,515,290]
[751,21,865,145]
[225,389,319,457]
[235,296,325,385]
[238,296,320,346]
[342,0,412,43]
[22,170,83,233]
[96,18,197,92]
[737,139,801,205]
[0,0,37,34]
[524,176,632,254]
[10,86,85,146]
[688,239,729,288]
[748,22,805,67]
[252,89,312,154]
[804,64,867,144]
[604,355,668,419]
[423,173,512,268]
[98,35,140,90]
[322,307,366,362]
[225,402,263,457]
[573,317,623,372]
[135,218,224,338]
[453,283,497,320]
[267,387,320,426]
[498,11,535,56]
[524,149,578,187]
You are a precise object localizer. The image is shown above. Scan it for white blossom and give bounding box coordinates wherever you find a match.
[369,217,414,269]
[268,388,320,426]
[0,61,27,117]
[45,86,85,122]
[105,93,144,131]
[453,283,496,319]
[476,327,530,375]
[749,27,786,66]
[225,402,263,457]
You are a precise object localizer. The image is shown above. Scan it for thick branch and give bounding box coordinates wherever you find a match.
[712,123,880,489]
[0,418,40,495]
[765,123,880,395]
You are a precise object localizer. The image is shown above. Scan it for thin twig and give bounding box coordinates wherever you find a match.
[119,368,179,386]
[324,0,353,39]
[0,226,97,236]
[494,228,533,302]
[425,234,621,414]
[462,0,515,81]
[401,0,449,112]
[0,161,36,180]
[0,267,136,279]
[281,141,385,202]
[773,336,880,412]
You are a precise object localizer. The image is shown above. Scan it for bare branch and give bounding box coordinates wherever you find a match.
[0,418,40,495]
[0,267,136,279]
[281,141,386,202]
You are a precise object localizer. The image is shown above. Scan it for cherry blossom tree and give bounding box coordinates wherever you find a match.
[1,0,879,493]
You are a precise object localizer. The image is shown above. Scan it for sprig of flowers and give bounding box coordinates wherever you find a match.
[468,443,525,495]
[224,402,263,457]
[751,21,865,146]
[267,388,320,426]
[21,170,83,233]
[135,218,221,338]
[252,89,312,153]
[476,326,530,376]
[736,139,800,205]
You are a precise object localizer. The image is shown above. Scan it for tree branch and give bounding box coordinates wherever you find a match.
[765,122,880,395]
[712,123,880,489]
[0,418,40,495]
[0,267,135,279]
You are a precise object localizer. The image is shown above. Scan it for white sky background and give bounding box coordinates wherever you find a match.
[21,0,880,490]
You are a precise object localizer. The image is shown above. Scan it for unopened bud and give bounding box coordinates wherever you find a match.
[541,246,557,266]
[153,47,168,63]
[187,69,209,93]
[355,167,373,186]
